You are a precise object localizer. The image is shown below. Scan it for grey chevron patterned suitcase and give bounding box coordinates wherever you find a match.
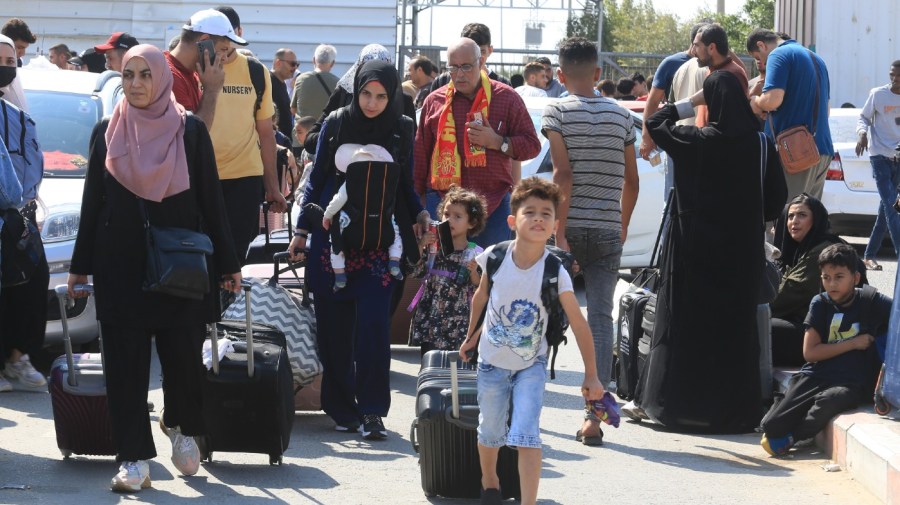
[224,253,321,386]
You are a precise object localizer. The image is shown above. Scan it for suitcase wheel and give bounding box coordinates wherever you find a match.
[196,436,212,463]
[875,393,892,416]
[60,449,72,459]
[269,454,282,466]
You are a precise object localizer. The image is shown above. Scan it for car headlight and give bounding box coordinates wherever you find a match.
[41,211,80,243]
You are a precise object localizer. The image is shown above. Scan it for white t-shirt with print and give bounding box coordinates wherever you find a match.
[475,244,574,371]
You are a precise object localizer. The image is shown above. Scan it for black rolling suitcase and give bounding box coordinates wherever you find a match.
[616,290,651,400]
[411,350,520,500]
[245,202,293,265]
[199,284,294,465]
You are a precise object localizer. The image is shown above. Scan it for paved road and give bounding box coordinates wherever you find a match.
[0,237,890,504]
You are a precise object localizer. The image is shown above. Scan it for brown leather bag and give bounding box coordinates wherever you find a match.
[768,49,822,174]
[773,125,820,173]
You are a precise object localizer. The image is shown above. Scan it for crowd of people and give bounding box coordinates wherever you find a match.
[1,9,898,505]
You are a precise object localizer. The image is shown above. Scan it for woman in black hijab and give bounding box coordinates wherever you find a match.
[635,71,787,433]
[288,60,423,440]
[770,194,845,365]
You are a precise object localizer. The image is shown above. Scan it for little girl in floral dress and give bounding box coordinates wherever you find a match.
[409,186,487,356]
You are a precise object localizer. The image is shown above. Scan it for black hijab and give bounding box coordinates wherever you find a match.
[343,60,402,147]
[775,193,839,268]
[701,70,759,138]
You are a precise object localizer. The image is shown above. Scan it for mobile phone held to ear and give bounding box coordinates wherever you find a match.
[437,220,455,257]
[197,39,216,71]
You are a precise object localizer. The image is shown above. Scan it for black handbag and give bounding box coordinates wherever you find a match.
[0,207,45,287]
[139,199,213,300]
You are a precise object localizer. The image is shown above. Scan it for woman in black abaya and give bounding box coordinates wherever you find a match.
[639,71,787,433]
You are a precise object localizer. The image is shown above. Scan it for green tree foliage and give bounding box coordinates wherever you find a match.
[566,0,775,55]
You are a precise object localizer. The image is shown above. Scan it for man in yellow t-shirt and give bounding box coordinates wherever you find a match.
[209,6,287,264]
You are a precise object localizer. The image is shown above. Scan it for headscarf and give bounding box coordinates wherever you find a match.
[342,60,402,147]
[774,193,839,269]
[336,44,392,94]
[105,45,189,202]
[0,34,28,112]
[701,70,759,138]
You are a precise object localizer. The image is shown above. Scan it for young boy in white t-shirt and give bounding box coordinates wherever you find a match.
[459,177,604,505]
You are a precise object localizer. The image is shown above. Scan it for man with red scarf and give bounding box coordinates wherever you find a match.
[414,38,540,248]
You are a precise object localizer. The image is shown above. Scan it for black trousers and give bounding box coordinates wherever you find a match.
[772,317,806,367]
[760,373,864,441]
[220,175,264,266]
[102,322,206,462]
[0,255,49,360]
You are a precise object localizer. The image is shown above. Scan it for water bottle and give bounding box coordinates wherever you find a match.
[648,148,663,167]
[456,242,477,285]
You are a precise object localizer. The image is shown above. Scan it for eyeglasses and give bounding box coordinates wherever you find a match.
[448,63,477,75]
[281,60,299,68]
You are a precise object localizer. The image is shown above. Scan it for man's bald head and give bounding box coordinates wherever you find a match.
[448,38,480,64]
[447,37,483,97]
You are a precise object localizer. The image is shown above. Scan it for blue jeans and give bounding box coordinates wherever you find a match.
[476,355,547,449]
[867,155,900,258]
[865,205,888,259]
[426,190,511,248]
[565,227,622,387]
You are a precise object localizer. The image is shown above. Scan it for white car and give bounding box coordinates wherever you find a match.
[822,107,880,236]
[519,97,665,269]
[20,68,123,347]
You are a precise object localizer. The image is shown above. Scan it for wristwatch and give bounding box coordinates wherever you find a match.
[500,136,510,154]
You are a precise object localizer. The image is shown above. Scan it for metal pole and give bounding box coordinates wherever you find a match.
[596,0,603,54]
[400,0,408,68]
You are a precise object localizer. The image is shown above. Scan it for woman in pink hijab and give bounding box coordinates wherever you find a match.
[67,44,241,493]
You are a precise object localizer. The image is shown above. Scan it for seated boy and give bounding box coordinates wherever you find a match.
[459,177,604,505]
[760,243,891,456]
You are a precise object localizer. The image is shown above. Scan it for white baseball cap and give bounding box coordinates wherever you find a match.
[183,9,248,46]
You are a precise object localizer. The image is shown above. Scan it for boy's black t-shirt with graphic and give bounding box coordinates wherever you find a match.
[800,288,892,386]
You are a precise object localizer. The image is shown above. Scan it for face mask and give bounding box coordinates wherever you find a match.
[0,66,15,88]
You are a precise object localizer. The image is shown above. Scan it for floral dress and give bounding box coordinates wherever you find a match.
[409,245,482,350]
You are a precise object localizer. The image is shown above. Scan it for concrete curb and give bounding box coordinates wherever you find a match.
[775,369,900,504]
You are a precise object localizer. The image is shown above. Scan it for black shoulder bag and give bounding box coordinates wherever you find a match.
[139,199,214,301]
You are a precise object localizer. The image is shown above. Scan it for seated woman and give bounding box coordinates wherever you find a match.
[771,194,843,366]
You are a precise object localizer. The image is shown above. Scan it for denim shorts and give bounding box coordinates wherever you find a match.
[476,355,548,449]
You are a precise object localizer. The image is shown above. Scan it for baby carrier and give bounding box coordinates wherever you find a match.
[325,108,412,251]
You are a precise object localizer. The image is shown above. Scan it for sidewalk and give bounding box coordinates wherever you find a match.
[773,369,900,504]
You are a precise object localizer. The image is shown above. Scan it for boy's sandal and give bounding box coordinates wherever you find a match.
[575,428,604,446]
[864,259,883,271]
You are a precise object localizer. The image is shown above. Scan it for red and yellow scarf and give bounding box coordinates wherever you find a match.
[430,70,492,190]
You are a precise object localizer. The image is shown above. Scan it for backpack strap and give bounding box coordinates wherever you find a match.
[857,285,879,335]
[540,251,566,379]
[471,241,512,352]
[247,57,266,117]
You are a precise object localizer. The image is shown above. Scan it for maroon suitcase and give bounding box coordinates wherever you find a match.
[47,284,116,458]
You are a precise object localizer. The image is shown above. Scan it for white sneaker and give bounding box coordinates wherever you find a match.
[3,354,46,388]
[110,460,150,492]
[160,418,200,476]
[621,400,649,421]
[0,375,12,392]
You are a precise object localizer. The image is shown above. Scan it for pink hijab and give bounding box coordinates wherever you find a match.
[105,44,189,202]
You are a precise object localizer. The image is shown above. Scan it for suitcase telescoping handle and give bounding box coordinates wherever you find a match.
[208,283,255,378]
[445,352,478,428]
[243,283,255,378]
[54,284,102,387]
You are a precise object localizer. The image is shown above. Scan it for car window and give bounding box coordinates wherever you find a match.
[828,114,858,144]
[24,90,100,177]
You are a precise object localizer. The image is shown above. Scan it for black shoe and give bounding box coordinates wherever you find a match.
[480,487,503,505]
[361,414,387,440]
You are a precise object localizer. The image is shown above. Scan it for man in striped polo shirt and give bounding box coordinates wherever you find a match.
[541,37,639,445]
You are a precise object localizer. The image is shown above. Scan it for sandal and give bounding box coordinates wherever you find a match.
[575,427,604,446]
[864,259,883,271]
